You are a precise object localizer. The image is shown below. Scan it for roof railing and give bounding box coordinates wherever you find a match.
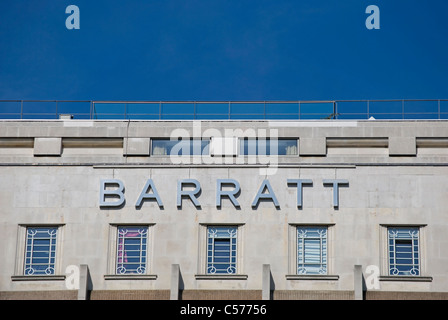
[0,99,447,120]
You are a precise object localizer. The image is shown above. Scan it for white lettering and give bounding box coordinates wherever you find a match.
[180,304,214,317]
[65,5,80,30]
[365,265,381,289]
[65,265,80,290]
[365,5,380,30]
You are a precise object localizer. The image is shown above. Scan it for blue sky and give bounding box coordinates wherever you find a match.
[0,0,447,102]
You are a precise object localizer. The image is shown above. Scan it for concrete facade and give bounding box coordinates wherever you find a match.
[0,119,448,300]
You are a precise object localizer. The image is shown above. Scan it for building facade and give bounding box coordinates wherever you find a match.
[0,119,447,300]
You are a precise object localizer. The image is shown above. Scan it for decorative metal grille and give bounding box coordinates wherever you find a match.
[207,226,237,274]
[116,226,148,274]
[388,227,420,276]
[24,227,58,275]
[297,226,327,275]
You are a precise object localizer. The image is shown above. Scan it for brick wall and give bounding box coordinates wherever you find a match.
[273,290,354,300]
[0,290,77,300]
[90,290,170,300]
[366,291,448,300]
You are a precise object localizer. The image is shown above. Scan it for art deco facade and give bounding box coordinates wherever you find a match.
[0,119,447,300]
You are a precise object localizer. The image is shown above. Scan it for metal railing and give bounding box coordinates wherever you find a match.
[0,99,447,120]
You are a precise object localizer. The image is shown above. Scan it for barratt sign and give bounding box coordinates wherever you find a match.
[99,178,349,209]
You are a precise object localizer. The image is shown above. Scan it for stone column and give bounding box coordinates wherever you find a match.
[78,264,92,300]
[170,264,181,300]
[354,265,365,300]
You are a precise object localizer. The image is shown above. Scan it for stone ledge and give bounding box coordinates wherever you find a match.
[379,276,433,282]
[285,274,339,281]
[195,274,248,280]
[33,137,62,156]
[104,274,158,280]
[11,275,66,281]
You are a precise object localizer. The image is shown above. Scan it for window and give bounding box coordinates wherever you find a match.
[297,226,327,275]
[206,226,237,274]
[196,224,246,279]
[151,139,210,156]
[24,227,58,275]
[239,138,297,155]
[116,226,148,274]
[388,227,420,276]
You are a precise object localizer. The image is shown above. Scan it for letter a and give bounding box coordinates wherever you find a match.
[365,265,381,290]
[365,5,380,30]
[66,5,80,30]
[135,179,164,208]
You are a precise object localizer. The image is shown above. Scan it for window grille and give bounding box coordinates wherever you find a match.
[388,227,420,276]
[24,227,58,275]
[207,226,237,274]
[116,226,148,274]
[297,226,327,275]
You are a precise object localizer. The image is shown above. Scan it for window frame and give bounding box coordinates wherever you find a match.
[379,225,428,278]
[115,225,149,275]
[196,223,247,279]
[13,224,64,278]
[296,225,328,275]
[286,223,338,280]
[238,138,299,156]
[150,138,210,156]
[105,224,156,279]
[206,226,238,275]
[387,227,420,276]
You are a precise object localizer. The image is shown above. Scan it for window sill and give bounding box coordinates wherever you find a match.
[104,274,158,280]
[195,274,248,280]
[285,274,339,281]
[11,275,66,281]
[379,276,433,282]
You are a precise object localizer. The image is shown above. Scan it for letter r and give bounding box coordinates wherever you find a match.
[216,179,240,208]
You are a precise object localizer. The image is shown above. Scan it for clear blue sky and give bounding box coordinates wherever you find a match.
[0,0,447,102]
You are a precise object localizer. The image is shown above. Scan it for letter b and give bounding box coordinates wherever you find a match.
[99,179,125,207]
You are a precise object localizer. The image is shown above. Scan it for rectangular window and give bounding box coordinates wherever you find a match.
[24,227,58,275]
[388,227,420,276]
[116,226,148,274]
[297,226,327,275]
[239,138,297,155]
[207,226,237,274]
[151,139,209,156]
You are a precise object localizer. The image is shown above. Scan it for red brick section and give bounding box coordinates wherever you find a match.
[273,290,354,300]
[366,291,448,300]
[90,290,170,300]
[2,290,447,300]
[0,290,77,300]
[180,290,262,300]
